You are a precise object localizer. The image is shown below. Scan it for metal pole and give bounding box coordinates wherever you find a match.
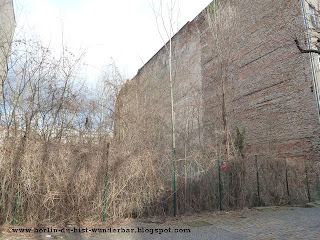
[102,143,110,222]
[173,148,177,217]
[255,155,261,207]
[285,158,290,204]
[218,154,222,211]
[102,167,108,222]
[304,161,311,203]
[317,169,320,201]
[184,150,187,212]
[12,166,22,225]
[317,179,320,201]
[12,136,26,225]
[184,119,188,213]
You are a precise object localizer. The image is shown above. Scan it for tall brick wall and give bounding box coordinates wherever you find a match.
[201,0,320,165]
[115,0,320,165]
[115,19,203,158]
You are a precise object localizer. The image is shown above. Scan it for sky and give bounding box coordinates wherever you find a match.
[14,0,212,84]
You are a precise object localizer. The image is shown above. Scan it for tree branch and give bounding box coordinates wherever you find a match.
[295,38,320,54]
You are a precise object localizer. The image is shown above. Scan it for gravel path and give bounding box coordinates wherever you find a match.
[2,203,320,240]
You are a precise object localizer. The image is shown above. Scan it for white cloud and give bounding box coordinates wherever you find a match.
[14,0,213,84]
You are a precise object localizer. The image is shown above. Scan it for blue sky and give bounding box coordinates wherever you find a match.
[15,0,213,84]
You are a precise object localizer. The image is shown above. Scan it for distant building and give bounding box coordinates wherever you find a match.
[0,0,15,82]
[303,0,320,110]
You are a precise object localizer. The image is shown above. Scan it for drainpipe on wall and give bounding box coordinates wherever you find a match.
[301,0,320,119]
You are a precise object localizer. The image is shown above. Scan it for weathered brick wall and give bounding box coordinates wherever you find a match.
[115,19,203,158]
[200,0,320,165]
[0,0,15,77]
[115,0,320,167]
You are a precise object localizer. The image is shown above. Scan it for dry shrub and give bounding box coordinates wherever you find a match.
[0,138,108,224]
[0,130,319,225]
[0,137,173,224]
[106,147,166,218]
[173,129,320,212]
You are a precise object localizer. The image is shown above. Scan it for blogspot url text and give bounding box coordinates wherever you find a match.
[10,227,191,235]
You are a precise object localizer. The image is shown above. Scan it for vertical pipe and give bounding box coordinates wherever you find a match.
[255,155,261,207]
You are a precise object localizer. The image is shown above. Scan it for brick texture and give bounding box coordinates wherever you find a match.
[115,0,320,168]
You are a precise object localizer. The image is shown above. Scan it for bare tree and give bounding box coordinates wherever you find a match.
[97,58,125,136]
[150,0,181,217]
[205,0,240,156]
[0,29,86,142]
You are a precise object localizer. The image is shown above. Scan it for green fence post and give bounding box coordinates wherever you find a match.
[284,158,290,204]
[317,169,320,201]
[255,155,261,207]
[102,143,110,222]
[212,164,216,211]
[102,167,108,222]
[12,137,27,225]
[304,161,311,203]
[12,166,22,225]
[173,148,177,217]
[317,180,320,201]
[218,154,222,211]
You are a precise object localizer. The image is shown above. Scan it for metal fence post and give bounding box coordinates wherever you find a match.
[12,166,22,225]
[304,161,311,203]
[284,158,290,204]
[218,154,222,211]
[102,167,109,222]
[12,137,26,225]
[255,155,261,207]
[173,148,177,217]
[102,143,110,222]
[317,180,320,201]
